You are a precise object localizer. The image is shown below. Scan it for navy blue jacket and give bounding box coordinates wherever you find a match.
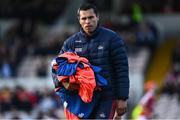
[59,26,129,100]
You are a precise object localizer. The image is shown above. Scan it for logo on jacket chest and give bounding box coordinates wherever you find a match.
[75,48,83,52]
[98,45,104,50]
[75,39,83,52]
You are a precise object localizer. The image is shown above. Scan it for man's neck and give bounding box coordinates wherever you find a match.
[86,32,93,36]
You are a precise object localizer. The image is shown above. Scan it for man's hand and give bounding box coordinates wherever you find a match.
[115,99,127,116]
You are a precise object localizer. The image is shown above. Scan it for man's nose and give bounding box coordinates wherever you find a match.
[85,18,90,23]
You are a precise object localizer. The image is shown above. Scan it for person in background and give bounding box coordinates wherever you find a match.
[54,3,130,119]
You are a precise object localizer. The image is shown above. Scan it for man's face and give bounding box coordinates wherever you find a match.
[79,9,99,36]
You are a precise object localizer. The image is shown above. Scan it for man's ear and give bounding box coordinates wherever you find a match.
[97,15,100,22]
[77,16,80,20]
[77,17,80,24]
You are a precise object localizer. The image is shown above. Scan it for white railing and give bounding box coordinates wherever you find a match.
[0,77,54,91]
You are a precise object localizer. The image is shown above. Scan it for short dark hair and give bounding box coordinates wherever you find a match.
[77,3,99,18]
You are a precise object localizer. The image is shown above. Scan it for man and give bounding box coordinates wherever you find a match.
[57,3,129,119]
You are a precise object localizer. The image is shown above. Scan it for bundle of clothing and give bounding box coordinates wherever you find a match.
[51,51,107,119]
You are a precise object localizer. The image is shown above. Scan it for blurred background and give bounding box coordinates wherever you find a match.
[0,0,180,119]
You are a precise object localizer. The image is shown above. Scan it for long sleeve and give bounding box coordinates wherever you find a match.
[110,35,129,99]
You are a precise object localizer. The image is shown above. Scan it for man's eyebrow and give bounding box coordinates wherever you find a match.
[81,16,94,19]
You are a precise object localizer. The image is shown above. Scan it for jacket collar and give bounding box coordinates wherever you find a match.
[80,26,100,39]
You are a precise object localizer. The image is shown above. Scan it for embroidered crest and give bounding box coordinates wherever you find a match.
[98,45,103,50]
[78,113,84,118]
[99,112,106,118]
